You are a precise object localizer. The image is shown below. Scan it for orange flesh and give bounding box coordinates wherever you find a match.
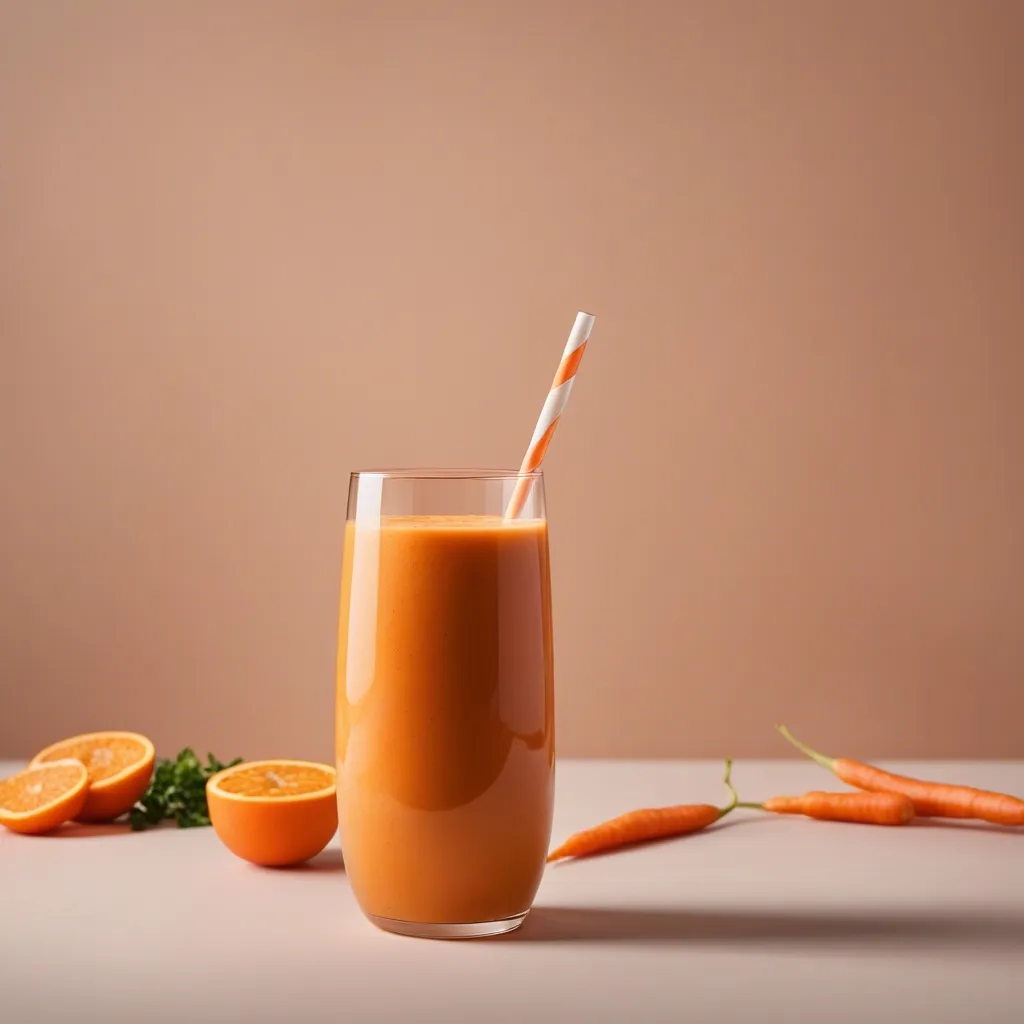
[36,737,147,782]
[216,764,334,798]
[0,762,86,813]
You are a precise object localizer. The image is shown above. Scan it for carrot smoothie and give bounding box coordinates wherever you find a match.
[336,513,555,930]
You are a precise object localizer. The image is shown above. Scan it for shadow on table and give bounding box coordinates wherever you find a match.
[509,906,1024,948]
[287,846,346,873]
[36,821,139,838]
[909,818,1023,836]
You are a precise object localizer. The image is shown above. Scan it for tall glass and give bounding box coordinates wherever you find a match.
[335,470,554,938]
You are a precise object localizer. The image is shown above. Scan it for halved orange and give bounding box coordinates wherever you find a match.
[30,731,156,822]
[207,759,338,867]
[0,760,90,834]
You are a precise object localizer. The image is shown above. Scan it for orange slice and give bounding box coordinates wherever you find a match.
[0,760,90,834]
[207,759,338,867]
[31,731,156,822]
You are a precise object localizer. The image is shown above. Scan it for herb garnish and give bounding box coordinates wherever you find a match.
[129,748,242,831]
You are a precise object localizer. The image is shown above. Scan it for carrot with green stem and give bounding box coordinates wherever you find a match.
[777,724,1024,826]
[546,758,739,862]
[738,790,915,825]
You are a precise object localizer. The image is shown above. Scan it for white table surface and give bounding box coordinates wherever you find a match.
[1,758,1021,1023]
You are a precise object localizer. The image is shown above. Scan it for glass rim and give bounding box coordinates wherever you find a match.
[350,467,543,481]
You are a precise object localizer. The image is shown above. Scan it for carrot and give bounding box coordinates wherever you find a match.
[546,758,738,862]
[740,790,915,825]
[778,724,1024,827]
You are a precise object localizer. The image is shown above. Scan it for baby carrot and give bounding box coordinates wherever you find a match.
[546,759,738,862]
[778,724,1024,826]
[740,790,915,826]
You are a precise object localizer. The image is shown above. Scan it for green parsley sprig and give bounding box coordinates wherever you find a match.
[129,747,242,831]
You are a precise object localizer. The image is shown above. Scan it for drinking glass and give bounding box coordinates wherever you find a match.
[335,469,554,938]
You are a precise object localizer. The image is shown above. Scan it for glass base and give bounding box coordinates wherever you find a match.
[368,910,529,939]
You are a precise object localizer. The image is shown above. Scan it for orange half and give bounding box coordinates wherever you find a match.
[31,731,156,822]
[207,760,338,867]
[0,760,90,835]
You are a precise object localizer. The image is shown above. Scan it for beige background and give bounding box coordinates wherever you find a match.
[1,2,1022,762]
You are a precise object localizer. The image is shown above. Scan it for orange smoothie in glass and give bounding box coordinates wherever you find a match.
[336,496,555,937]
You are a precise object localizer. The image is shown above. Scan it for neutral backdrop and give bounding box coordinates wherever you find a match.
[2,2,1022,762]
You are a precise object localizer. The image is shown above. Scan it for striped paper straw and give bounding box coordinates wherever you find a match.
[504,310,596,519]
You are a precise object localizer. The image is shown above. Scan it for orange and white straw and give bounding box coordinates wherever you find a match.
[505,310,596,519]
